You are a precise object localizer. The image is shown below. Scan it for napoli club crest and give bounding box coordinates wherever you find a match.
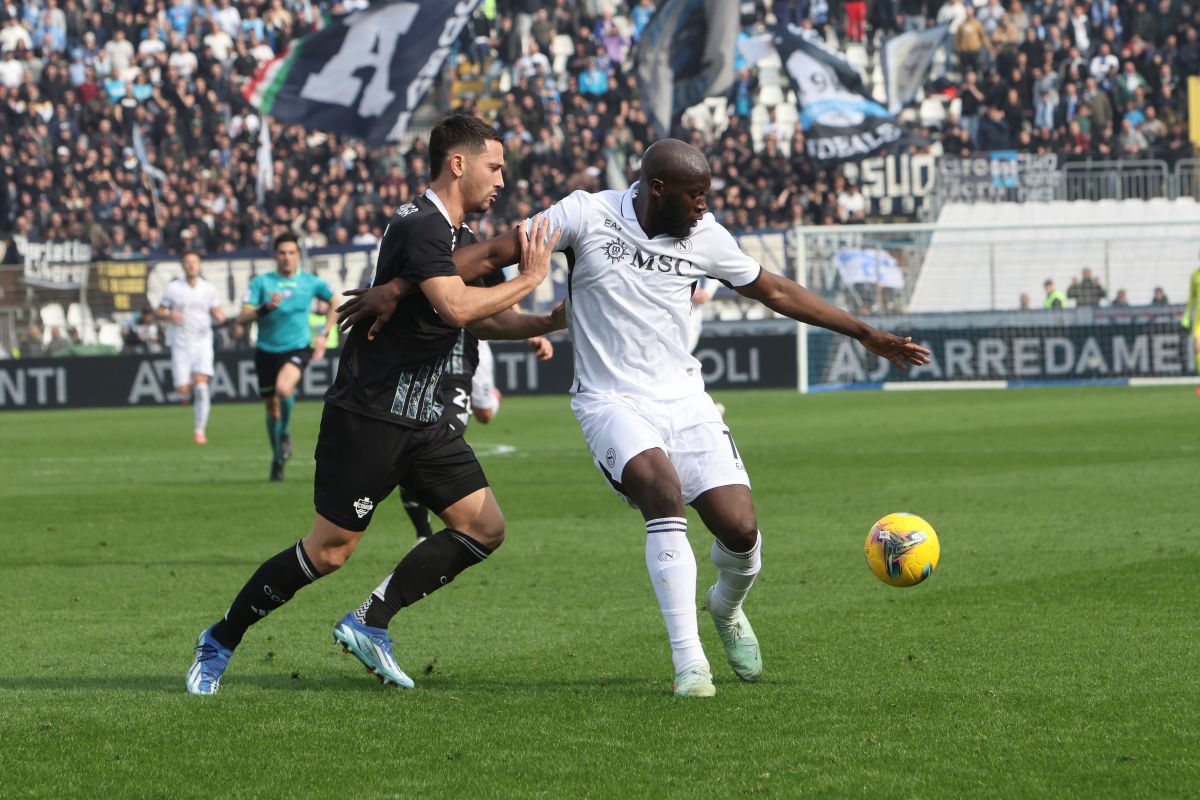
[606,448,616,469]
[674,238,693,254]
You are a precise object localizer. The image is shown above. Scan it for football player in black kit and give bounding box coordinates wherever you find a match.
[186,116,563,694]
[400,322,555,539]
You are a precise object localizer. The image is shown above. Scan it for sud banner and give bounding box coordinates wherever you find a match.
[773,25,902,165]
[245,0,479,145]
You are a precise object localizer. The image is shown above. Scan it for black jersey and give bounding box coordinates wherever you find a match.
[325,193,477,428]
[437,269,505,425]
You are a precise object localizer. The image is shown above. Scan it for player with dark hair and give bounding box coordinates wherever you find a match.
[339,138,929,697]
[186,115,562,695]
[235,231,339,481]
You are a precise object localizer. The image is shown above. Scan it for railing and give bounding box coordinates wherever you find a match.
[1058,159,1173,201]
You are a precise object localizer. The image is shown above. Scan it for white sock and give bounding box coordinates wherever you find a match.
[645,517,707,674]
[709,531,762,620]
[193,382,211,434]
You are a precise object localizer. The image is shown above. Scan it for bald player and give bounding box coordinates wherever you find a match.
[338,139,930,697]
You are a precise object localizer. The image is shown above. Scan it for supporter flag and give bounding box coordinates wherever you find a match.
[634,0,739,137]
[773,25,902,165]
[130,124,168,185]
[256,113,274,208]
[245,0,480,145]
[880,24,949,114]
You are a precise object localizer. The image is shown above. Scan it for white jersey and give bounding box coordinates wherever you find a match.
[159,277,221,347]
[544,184,762,400]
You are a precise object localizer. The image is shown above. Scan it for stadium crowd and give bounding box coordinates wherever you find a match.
[0,0,1196,256]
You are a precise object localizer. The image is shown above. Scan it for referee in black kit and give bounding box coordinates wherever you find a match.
[186,116,563,695]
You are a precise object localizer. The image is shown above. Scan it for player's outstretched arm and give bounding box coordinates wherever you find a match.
[453,227,522,280]
[421,216,560,328]
[736,270,931,369]
[337,227,527,339]
[468,301,566,341]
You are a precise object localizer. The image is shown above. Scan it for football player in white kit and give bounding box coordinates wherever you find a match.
[335,139,930,697]
[157,250,226,443]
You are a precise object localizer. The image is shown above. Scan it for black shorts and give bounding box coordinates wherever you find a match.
[313,404,489,532]
[254,348,312,397]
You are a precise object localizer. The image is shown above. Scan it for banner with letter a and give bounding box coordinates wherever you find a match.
[773,25,901,165]
[635,0,740,137]
[880,24,948,114]
[245,0,479,145]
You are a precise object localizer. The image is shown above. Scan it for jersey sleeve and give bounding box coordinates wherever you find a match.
[702,224,763,288]
[400,217,457,282]
[158,282,177,310]
[312,275,334,302]
[540,190,589,253]
[243,275,265,307]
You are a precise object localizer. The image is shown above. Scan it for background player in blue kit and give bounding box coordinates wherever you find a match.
[235,232,339,481]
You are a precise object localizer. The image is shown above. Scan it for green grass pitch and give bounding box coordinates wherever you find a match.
[2,386,1198,798]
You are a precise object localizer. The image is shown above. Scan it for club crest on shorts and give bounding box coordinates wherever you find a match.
[657,549,680,562]
[606,448,616,469]
[353,497,374,518]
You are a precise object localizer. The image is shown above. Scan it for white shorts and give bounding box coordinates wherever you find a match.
[471,340,498,411]
[171,340,214,386]
[571,390,750,506]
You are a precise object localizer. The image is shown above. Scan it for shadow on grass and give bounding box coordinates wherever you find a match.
[0,672,785,696]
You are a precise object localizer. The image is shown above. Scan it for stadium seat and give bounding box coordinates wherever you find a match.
[919,97,947,128]
[66,303,97,344]
[96,321,124,350]
[844,43,869,79]
[40,303,66,342]
[757,83,784,109]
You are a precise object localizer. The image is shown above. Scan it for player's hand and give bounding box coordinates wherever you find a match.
[313,338,328,361]
[517,214,560,286]
[528,336,554,360]
[267,292,283,310]
[691,288,712,306]
[547,300,567,332]
[861,330,931,370]
[337,280,411,340]
[170,310,184,325]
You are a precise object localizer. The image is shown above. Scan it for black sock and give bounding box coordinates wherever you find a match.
[210,540,320,650]
[357,529,491,629]
[400,488,433,539]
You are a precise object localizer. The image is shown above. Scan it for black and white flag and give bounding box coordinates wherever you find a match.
[635,0,740,136]
[880,24,949,114]
[245,0,479,145]
[773,25,902,165]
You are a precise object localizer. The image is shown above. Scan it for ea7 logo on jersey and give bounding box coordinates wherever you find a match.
[394,202,418,218]
[353,497,374,518]
[604,218,623,232]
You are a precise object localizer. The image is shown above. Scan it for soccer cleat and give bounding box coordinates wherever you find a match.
[672,663,716,697]
[280,434,292,461]
[186,626,233,696]
[705,586,762,682]
[194,432,207,444]
[270,460,284,482]
[332,613,415,689]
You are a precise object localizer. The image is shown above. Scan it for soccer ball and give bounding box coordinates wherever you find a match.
[864,513,940,587]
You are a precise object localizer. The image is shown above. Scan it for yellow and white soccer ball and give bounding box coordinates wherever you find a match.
[864,513,940,587]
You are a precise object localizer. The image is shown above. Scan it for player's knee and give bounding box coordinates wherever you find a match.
[717,515,759,552]
[311,544,354,574]
[463,513,505,550]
